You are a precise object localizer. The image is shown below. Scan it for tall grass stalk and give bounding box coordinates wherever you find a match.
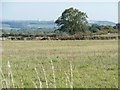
[0,67,8,88]
[1,80,6,88]
[70,62,73,89]
[31,79,37,88]
[1,80,4,88]
[64,71,70,88]
[34,67,42,88]
[20,79,24,88]
[65,76,68,88]
[50,59,56,88]
[41,64,49,88]
[8,61,15,88]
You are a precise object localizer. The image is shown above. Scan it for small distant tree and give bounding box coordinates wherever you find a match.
[55,8,88,35]
[89,24,99,33]
[104,25,113,30]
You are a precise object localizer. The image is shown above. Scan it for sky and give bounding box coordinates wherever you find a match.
[1,2,118,23]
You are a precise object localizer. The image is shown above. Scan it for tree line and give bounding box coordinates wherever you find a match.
[1,7,118,40]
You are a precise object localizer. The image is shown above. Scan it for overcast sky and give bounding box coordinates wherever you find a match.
[1,2,118,23]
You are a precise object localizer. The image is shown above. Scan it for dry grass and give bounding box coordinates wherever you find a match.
[1,40,118,88]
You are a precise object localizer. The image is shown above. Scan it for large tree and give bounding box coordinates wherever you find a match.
[55,8,88,35]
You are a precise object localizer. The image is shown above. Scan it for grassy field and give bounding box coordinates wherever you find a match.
[1,40,118,88]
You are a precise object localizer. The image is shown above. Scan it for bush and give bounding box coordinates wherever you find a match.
[96,30,108,35]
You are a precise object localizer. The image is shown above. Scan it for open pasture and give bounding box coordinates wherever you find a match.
[1,40,118,88]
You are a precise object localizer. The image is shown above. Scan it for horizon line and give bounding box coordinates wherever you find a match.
[1,19,118,23]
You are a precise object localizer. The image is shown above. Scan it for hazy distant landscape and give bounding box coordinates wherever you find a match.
[1,20,117,37]
[1,20,116,29]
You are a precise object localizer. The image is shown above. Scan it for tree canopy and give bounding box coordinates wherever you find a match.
[55,7,88,35]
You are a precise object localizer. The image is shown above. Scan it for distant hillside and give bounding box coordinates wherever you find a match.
[88,20,116,26]
[1,20,56,29]
[1,20,116,30]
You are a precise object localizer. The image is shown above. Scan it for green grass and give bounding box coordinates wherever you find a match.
[1,40,118,88]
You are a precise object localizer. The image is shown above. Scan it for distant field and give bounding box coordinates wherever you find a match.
[1,40,118,88]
